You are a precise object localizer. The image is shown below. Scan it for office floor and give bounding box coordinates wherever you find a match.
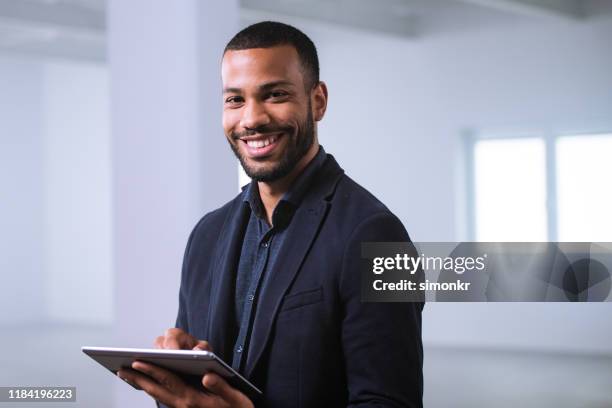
[1,326,611,407]
[424,345,612,408]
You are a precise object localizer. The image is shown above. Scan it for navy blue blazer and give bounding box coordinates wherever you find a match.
[175,154,424,407]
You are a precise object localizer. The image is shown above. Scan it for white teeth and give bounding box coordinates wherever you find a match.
[246,134,279,148]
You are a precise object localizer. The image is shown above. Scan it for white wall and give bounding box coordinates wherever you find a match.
[250,14,612,354]
[0,56,45,325]
[42,61,113,324]
[0,56,113,327]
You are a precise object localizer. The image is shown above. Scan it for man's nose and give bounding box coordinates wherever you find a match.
[240,101,271,130]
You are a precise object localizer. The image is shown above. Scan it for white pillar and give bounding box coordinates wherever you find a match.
[108,1,239,406]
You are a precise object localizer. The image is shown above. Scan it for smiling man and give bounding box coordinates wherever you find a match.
[117,21,424,408]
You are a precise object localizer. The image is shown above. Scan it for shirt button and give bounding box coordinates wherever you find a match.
[248,294,255,302]
[236,345,243,353]
[261,241,269,248]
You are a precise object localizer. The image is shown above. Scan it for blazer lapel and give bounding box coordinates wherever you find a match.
[206,198,250,362]
[244,156,344,378]
[244,200,329,378]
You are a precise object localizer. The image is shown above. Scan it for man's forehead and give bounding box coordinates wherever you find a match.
[221,45,302,86]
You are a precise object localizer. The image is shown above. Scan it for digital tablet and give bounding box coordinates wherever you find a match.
[82,346,262,400]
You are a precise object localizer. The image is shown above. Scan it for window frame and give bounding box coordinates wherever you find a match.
[465,127,612,242]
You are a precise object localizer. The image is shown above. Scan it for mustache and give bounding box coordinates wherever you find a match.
[231,125,294,140]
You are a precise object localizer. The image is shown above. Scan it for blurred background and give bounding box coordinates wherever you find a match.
[1,0,611,406]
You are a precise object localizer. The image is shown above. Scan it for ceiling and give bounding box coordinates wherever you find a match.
[0,0,608,62]
[0,0,105,60]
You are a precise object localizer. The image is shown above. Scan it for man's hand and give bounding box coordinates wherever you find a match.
[115,328,253,408]
[154,328,211,351]
[117,361,253,408]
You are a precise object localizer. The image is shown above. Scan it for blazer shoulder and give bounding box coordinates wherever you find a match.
[333,174,395,218]
[323,173,410,244]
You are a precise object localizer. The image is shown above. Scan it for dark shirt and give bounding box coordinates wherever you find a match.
[232,146,327,371]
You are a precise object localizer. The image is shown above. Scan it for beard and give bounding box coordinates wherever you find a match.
[228,104,315,183]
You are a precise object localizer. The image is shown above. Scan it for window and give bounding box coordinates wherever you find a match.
[556,134,612,242]
[469,132,612,242]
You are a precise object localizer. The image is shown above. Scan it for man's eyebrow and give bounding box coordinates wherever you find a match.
[258,80,295,91]
[223,87,241,94]
[222,80,295,94]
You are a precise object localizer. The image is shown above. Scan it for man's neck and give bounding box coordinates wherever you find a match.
[258,142,319,226]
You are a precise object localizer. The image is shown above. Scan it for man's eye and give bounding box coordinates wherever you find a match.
[225,96,243,104]
[269,91,288,99]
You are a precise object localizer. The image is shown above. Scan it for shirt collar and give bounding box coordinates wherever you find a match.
[243,145,327,226]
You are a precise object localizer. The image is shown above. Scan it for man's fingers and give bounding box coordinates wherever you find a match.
[155,328,210,352]
[132,361,183,392]
[163,337,182,349]
[158,328,201,350]
[116,369,142,390]
[154,336,164,349]
[192,340,212,351]
[162,328,184,349]
[117,368,178,407]
[202,373,253,407]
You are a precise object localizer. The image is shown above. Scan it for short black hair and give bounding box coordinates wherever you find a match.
[224,21,320,90]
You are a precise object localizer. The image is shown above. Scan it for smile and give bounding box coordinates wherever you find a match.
[240,132,284,158]
[244,133,280,148]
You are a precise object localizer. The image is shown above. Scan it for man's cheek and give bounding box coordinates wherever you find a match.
[222,112,239,135]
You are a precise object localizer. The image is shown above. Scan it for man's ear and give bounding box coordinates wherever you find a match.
[311,81,328,122]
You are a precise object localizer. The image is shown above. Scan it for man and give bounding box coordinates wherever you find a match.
[118,21,424,408]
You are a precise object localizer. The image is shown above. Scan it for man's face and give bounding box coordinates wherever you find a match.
[222,45,315,182]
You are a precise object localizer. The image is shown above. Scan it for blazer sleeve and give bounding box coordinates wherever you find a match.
[174,224,197,332]
[339,211,424,408]
[174,213,209,332]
